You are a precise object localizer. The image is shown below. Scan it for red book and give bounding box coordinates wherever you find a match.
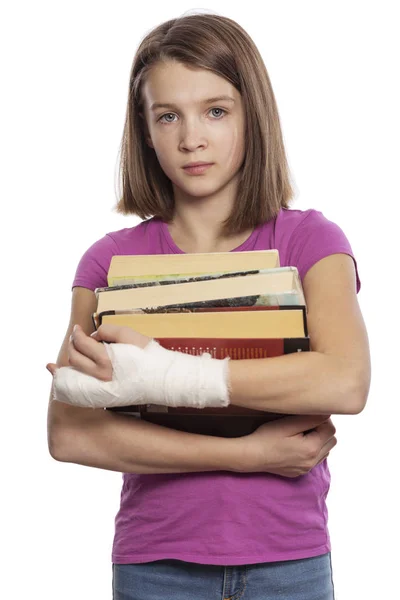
[107,335,309,438]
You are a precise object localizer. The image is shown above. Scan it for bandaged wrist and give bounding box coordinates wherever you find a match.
[52,339,231,410]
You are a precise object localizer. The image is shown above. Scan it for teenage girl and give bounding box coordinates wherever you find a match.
[46,13,370,600]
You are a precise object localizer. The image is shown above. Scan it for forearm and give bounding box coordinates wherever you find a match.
[52,409,245,474]
[228,351,363,415]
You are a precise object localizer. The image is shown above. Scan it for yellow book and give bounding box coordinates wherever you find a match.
[107,249,280,286]
[96,267,304,314]
[99,308,307,338]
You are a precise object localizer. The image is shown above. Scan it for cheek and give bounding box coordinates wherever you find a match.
[151,134,174,162]
[222,126,245,169]
[151,139,178,180]
[148,133,169,161]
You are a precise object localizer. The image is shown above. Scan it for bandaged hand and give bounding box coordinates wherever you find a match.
[52,337,231,410]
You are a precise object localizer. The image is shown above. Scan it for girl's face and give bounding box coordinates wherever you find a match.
[141,61,246,203]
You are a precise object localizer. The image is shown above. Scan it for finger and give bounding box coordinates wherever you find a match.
[94,324,151,349]
[71,326,109,365]
[276,414,332,437]
[316,452,330,466]
[316,437,337,464]
[93,324,130,343]
[309,420,336,444]
[317,419,336,437]
[68,336,108,379]
[322,435,337,454]
[46,363,57,376]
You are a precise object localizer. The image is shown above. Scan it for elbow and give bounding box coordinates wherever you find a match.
[345,368,371,415]
[49,444,67,463]
[48,428,69,462]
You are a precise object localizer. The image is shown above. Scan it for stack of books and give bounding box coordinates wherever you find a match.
[91,250,309,438]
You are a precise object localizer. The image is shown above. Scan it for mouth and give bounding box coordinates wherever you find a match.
[182,163,214,175]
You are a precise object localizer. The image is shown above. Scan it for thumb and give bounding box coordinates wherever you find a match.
[46,363,58,376]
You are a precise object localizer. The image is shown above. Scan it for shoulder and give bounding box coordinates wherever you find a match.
[275,206,344,241]
[72,218,158,292]
[106,217,160,250]
[274,207,361,293]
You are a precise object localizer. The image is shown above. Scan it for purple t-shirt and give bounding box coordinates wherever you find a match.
[72,207,361,565]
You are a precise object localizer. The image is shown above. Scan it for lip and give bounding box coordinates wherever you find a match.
[182,163,214,175]
[183,162,213,168]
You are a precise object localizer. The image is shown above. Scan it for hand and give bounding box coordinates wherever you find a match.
[46,324,153,380]
[239,414,337,477]
[47,325,229,410]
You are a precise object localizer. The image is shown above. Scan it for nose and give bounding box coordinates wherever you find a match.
[179,117,207,152]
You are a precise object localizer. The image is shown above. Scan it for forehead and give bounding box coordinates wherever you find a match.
[141,61,239,109]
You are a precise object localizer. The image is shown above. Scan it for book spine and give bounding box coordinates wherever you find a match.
[95,301,306,326]
[96,269,266,293]
[107,251,281,286]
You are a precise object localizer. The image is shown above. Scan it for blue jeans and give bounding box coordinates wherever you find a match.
[113,552,335,599]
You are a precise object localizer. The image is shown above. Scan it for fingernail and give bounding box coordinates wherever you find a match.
[73,325,78,332]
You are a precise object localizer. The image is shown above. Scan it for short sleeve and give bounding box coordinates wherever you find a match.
[72,233,120,292]
[286,210,361,293]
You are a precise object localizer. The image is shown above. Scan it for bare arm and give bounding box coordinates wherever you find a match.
[48,287,245,474]
[228,254,371,416]
[52,407,245,474]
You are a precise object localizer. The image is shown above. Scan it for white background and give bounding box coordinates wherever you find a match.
[2,1,398,598]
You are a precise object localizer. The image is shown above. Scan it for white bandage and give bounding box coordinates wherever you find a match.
[52,340,231,410]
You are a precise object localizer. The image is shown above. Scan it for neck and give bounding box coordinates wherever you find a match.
[167,209,253,254]
[169,174,252,253]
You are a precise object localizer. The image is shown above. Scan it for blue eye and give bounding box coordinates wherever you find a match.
[158,108,227,124]
[159,113,176,123]
[210,108,225,118]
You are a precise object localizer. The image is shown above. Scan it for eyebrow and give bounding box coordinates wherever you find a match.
[150,95,235,112]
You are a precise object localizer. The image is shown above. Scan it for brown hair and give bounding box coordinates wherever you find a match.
[114,13,294,236]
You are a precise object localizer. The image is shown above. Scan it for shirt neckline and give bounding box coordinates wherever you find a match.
[160,220,262,254]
